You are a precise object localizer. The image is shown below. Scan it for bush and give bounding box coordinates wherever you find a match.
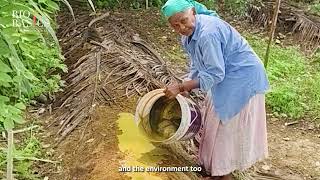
[0,0,65,130]
[96,0,120,9]
[95,0,167,10]
[310,2,320,15]
[225,0,250,16]
[0,0,65,178]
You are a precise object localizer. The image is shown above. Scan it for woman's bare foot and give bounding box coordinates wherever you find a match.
[202,176,221,180]
[220,174,232,180]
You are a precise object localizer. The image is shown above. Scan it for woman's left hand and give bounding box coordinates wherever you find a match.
[163,84,181,99]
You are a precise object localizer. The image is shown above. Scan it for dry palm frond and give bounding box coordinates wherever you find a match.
[249,1,320,53]
[52,10,180,143]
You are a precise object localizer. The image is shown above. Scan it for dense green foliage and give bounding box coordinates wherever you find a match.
[310,2,320,15]
[0,0,66,131]
[246,35,320,119]
[94,0,254,17]
[199,0,217,10]
[95,0,167,9]
[94,0,250,16]
[0,0,65,178]
[225,0,251,16]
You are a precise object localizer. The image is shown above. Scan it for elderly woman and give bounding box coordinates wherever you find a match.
[162,0,269,180]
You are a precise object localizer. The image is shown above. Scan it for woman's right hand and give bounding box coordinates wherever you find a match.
[180,91,190,97]
[163,83,182,99]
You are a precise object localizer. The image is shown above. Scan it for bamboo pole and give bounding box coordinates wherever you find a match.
[6,129,13,180]
[264,0,282,68]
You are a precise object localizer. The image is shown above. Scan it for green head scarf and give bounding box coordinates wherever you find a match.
[161,0,218,18]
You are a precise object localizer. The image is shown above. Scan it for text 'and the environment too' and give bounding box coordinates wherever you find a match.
[119,166,202,172]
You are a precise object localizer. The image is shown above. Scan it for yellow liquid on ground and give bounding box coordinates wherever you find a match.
[117,113,170,180]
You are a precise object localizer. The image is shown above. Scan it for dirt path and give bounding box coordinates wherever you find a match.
[40,8,320,180]
[43,103,134,180]
[259,117,320,179]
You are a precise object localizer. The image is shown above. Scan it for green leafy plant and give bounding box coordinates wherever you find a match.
[200,0,217,10]
[0,0,66,130]
[94,0,166,10]
[0,0,64,177]
[151,0,166,7]
[0,131,43,179]
[0,0,97,178]
[246,34,320,119]
[310,2,320,15]
[224,0,251,16]
[96,0,120,9]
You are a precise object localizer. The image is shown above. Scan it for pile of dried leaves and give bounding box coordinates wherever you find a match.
[249,0,320,53]
[50,10,180,143]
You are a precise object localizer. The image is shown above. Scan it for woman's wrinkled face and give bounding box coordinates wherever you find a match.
[168,8,196,36]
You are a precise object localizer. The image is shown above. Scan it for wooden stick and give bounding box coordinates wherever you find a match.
[14,156,58,164]
[264,0,282,68]
[6,129,13,180]
[88,12,110,27]
[92,51,101,107]
[89,40,109,50]
[12,125,39,134]
[284,121,299,126]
